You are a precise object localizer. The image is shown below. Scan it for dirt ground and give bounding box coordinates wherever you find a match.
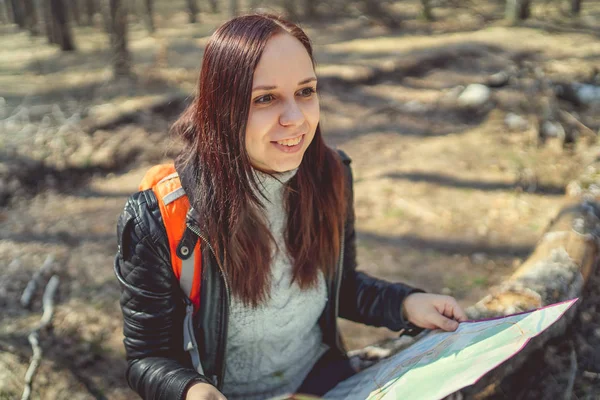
[1,1,600,398]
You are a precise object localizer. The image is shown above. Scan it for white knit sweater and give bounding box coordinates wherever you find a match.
[220,169,329,400]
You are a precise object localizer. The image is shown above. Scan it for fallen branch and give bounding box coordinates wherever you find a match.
[558,110,597,141]
[20,255,55,309]
[21,275,60,400]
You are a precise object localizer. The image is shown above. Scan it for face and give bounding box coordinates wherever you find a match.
[245,33,319,173]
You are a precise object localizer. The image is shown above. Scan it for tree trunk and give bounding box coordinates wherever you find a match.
[49,0,76,51]
[304,0,316,18]
[44,0,57,43]
[362,0,401,28]
[109,0,131,77]
[208,0,218,13]
[85,0,95,25]
[570,0,582,15]
[10,0,25,28]
[23,0,39,34]
[143,0,154,32]
[420,0,434,21]
[0,0,8,24]
[283,0,297,20]
[71,0,81,26]
[186,0,198,23]
[230,0,237,17]
[506,0,531,23]
[353,165,600,398]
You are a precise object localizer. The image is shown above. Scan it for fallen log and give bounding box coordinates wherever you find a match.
[352,164,600,398]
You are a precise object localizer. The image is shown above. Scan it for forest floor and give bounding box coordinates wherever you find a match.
[1,1,600,398]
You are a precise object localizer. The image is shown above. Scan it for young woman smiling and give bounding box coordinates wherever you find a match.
[114,14,467,400]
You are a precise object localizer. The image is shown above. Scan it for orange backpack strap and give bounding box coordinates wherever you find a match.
[139,164,203,312]
[139,164,204,374]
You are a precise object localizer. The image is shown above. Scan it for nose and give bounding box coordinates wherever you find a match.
[279,100,305,127]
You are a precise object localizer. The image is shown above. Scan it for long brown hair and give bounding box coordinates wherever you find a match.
[171,14,346,307]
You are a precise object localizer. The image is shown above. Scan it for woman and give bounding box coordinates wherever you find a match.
[114,14,467,400]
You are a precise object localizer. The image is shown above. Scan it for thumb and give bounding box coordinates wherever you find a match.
[429,312,459,331]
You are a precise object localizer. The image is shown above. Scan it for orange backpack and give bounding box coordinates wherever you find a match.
[139,164,205,374]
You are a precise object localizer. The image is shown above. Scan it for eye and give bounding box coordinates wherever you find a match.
[298,87,316,98]
[254,94,275,105]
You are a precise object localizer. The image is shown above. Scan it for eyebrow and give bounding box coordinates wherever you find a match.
[252,77,317,91]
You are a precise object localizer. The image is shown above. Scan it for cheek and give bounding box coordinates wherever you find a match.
[304,99,320,129]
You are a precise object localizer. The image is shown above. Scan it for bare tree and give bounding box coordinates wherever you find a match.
[10,0,25,28]
[420,0,434,21]
[505,0,531,23]
[230,0,238,17]
[47,0,76,50]
[109,0,131,77]
[23,0,39,34]
[0,0,11,24]
[143,0,154,32]
[186,0,198,23]
[570,0,582,15]
[85,0,95,25]
[304,0,317,18]
[283,0,297,20]
[71,0,82,26]
[362,0,401,28]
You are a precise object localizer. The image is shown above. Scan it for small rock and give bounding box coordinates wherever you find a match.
[580,311,593,323]
[541,121,565,138]
[457,84,491,108]
[471,252,488,265]
[504,113,529,131]
[487,71,511,88]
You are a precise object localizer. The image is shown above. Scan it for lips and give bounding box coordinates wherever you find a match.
[271,134,305,153]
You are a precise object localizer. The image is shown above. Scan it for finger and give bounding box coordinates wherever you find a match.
[437,297,468,322]
[452,302,468,322]
[429,311,459,332]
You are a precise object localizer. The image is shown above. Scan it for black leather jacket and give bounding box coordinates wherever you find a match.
[114,151,422,400]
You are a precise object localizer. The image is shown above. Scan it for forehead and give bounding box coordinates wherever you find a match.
[253,33,315,86]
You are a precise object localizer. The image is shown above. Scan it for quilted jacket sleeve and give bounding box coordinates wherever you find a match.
[337,151,425,332]
[114,190,212,400]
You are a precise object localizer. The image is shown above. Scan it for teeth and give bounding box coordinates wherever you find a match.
[276,136,302,146]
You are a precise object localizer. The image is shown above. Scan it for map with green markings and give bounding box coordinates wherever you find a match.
[323,299,577,400]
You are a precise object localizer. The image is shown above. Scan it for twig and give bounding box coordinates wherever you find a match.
[21,275,60,400]
[558,110,597,140]
[563,348,577,400]
[20,255,55,309]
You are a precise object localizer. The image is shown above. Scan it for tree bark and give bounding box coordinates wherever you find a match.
[109,0,131,77]
[186,0,198,23]
[230,0,237,17]
[0,0,7,24]
[71,0,82,25]
[283,0,297,20]
[85,0,95,26]
[304,0,316,18]
[143,0,154,33]
[23,0,39,35]
[353,165,600,397]
[420,0,434,21]
[506,0,531,23]
[362,0,401,28]
[570,0,582,15]
[10,0,25,28]
[49,0,76,51]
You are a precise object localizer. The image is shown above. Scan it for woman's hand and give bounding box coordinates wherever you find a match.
[186,383,228,400]
[402,293,468,332]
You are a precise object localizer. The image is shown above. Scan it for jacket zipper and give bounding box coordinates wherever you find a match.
[334,225,345,353]
[186,221,231,390]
